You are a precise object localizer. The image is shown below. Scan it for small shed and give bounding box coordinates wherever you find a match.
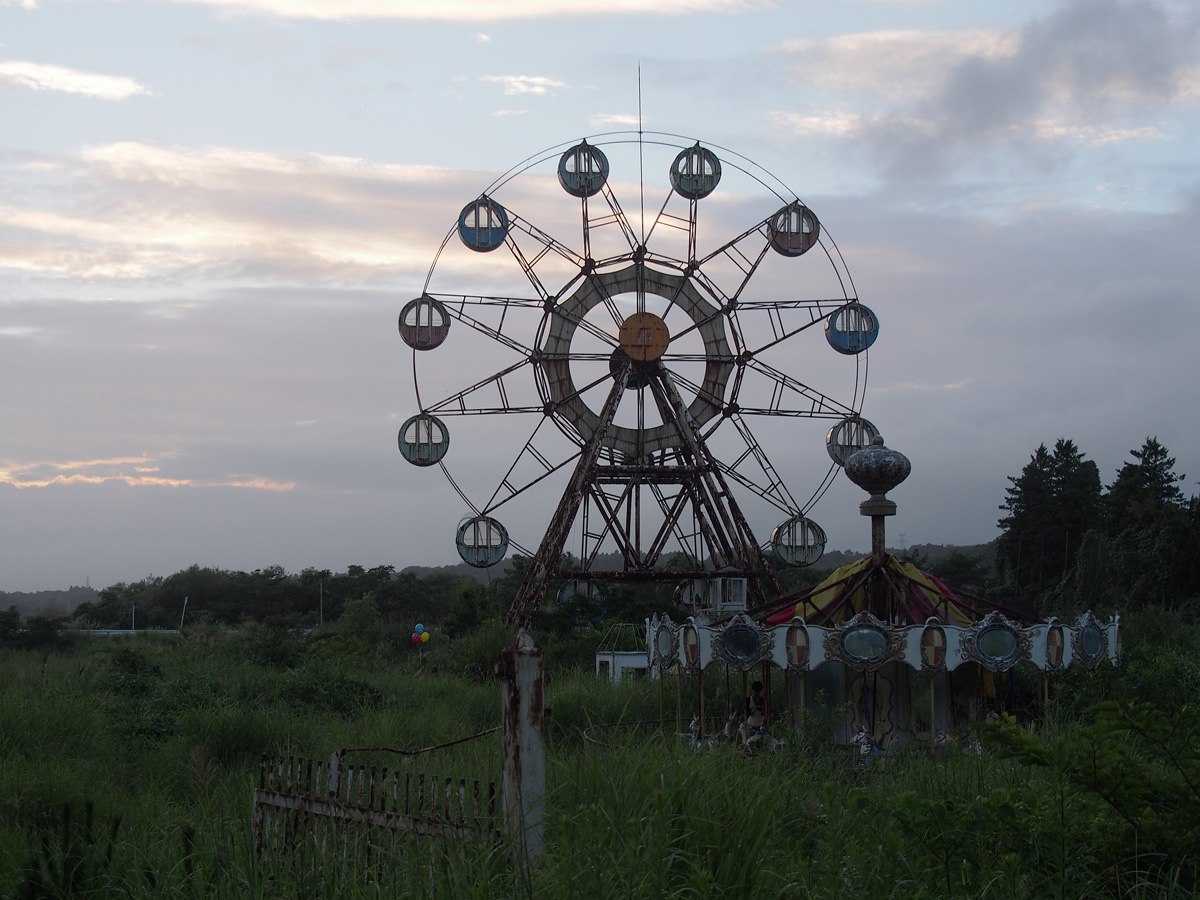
[595,622,652,682]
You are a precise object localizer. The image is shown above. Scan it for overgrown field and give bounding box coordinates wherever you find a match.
[2,629,1197,899]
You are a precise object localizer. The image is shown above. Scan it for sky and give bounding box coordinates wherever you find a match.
[1,0,1198,592]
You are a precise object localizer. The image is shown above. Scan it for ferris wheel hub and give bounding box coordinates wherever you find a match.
[618,312,670,362]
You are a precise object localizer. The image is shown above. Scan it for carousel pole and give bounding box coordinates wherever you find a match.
[658,665,665,732]
[676,667,683,741]
[725,665,731,719]
[762,663,771,727]
[741,670,748,725]
[800,672,806,728]
[929,674,936,744]
[843,434,912,747]
[784,667,792,731]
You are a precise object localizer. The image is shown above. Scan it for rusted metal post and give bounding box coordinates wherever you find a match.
[500,628,545,863]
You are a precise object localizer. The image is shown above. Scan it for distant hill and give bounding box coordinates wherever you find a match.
[0,585,99,617]
[893,542,997,567]
[401,542,996,583]
[401,560,514,583]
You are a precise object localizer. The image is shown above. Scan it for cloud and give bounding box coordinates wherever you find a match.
[771,28,1018,101]
[481,74,565,95]
[769,0,1200,183]
[144,0,771,20]
[475,32,491,42]
[588,113,641,128]
[0,453,294,490]
[768,109,885,139]
[1031,121,1165,146]
[0,60,151,99]
[0,142,465,282]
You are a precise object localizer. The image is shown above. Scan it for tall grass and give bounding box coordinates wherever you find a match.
[0,634,1194,898]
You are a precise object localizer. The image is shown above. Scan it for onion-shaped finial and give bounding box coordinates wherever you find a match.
[845,435,910,499]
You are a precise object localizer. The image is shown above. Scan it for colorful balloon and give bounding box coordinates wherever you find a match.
[411,632,420,644]
[415,623,425,634]
[420,631,430,643]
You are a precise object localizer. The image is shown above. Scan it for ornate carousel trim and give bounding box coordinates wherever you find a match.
[1071,610,1109,671]
[919,618,949,673]
[822,610,906,673]
[958,610,1032,673]
[650,616,679,669]
[711,612,774,671]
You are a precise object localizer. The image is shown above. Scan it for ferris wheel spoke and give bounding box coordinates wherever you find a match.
[737,298,859,312]
[430,293,543,310]
[504,215,588,302]
[546,367,627,414]
[693,217,774,303]
[509,215,587,267]
[429,293,542,356]
[695,215,767,267]
[795,462,843,517]
[716,461,797,518]
[589,182,641,253]
[736,358,860,418]
[715,414,803,515]
[735,298,859,357]
[422,359,542,416]
[669,317,739,358]
[578,270,627,334]
[481,417,583,515]
[641,190,697,259]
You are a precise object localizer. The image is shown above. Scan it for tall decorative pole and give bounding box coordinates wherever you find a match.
[844,435,911,566]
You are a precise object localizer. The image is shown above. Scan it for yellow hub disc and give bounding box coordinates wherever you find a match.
[618,312,670,362]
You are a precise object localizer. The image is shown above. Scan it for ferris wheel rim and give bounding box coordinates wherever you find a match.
[402,133,875,569]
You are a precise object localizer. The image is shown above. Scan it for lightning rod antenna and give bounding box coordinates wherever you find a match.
[638,62,645,244]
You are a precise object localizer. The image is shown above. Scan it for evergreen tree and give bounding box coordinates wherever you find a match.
[1105,436,1186,528]
[1103,437,1193,608]
[997,439,1101,594]
[1050,437,1102,565]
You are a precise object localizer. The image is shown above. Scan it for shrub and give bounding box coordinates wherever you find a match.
[279,662,382,717]
[244,623,306,669]
[103,646,164,696]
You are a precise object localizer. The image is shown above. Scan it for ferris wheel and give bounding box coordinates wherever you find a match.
[397,133,880,623]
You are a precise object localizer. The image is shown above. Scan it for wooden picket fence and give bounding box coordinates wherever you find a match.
[253,739,502,880]
[252,628,547,881]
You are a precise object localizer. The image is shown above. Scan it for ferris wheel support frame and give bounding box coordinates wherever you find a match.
[398,134,882,624]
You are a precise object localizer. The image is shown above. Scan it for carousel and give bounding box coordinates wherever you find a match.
[646,436,1121,750]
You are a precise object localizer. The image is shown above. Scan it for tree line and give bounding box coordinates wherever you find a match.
[68,564,480,633]
[50,555,676,642]
[995,435,1198,614]
[3,434,1192,647]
